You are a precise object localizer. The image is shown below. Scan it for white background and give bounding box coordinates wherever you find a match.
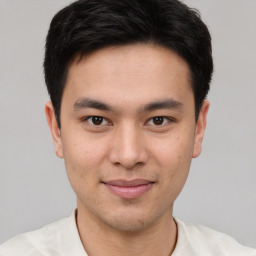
[0,0,255,248]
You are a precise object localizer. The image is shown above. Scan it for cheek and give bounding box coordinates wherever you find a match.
[150,131,195,196]
[60,131,109,190]
[62,130,108,166]
[152,131,195,166]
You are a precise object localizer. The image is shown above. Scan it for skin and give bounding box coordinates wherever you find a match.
[45,44,209,256]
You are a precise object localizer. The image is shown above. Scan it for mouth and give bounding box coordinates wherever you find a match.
[102,179,155,199]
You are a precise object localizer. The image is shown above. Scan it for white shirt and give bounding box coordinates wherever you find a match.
[1,211,255,256]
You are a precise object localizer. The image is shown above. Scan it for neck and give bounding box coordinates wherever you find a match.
[76,203,177,256]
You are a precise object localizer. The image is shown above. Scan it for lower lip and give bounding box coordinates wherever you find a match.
[104,183,154,199]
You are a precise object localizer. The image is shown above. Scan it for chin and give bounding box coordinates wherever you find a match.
[100,209,161,233]
[105,218,148,232]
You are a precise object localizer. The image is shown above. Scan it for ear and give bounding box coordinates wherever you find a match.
[45,101,64,158]
[193,99,210,158]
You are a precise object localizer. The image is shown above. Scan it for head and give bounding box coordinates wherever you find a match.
[44,0,213,128]
[44,0,213,233]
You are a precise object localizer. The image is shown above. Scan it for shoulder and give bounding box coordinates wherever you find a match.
[173,218,256,256]
[0,213,80,256]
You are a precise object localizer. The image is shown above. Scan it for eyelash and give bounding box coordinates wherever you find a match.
[146,116,174,126]
[82,116,175,127]
[83,116,111,126]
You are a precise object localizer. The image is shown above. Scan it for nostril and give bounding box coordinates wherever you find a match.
[110,152,148,170]
[108,127,149,168]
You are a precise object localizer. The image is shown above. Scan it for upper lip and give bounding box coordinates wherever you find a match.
[102,179,154,187]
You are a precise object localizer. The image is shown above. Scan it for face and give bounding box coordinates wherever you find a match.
[46,44,209,232]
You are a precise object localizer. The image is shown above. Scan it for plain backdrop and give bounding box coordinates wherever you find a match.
[0,0,255,248]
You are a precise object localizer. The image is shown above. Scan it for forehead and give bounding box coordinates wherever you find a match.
[63,44,193,109]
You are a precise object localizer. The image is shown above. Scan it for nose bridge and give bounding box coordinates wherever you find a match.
[109,120,148,168]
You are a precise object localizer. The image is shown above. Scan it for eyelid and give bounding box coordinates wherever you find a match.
[81,115,176,127]
[146,116,176,126]
[83,116,112,126]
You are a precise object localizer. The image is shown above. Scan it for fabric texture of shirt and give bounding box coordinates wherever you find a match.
[1,211,255,256]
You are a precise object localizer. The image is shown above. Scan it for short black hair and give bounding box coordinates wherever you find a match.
[44,0,213,128]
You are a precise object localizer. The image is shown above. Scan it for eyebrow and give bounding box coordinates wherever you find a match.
[73,97,183,112]
[73,98,112,111]
[142,99,183,112]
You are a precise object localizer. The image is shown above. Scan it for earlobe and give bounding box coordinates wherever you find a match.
[45,101,64,158]
[192,99,210,158]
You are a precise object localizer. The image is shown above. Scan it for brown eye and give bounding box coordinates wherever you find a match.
[91,116,103,125]
[152,117,164,125]
[86,116,108,126]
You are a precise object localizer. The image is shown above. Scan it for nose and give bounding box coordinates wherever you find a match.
[109,122,149,169]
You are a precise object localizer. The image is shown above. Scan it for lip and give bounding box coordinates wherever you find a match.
[102,179,155,199]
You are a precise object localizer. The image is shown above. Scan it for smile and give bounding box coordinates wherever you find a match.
[102,179,155,199]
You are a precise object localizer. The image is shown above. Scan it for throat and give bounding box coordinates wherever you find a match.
[76,205,178,256]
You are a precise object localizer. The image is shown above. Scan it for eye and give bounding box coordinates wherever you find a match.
[85,116,109,126]
[147,116,171,126]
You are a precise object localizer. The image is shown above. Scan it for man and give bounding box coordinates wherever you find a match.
[0,0,255,255]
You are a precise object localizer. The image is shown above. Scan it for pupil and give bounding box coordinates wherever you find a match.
[153,117,163,125]
[92,116,103,125]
